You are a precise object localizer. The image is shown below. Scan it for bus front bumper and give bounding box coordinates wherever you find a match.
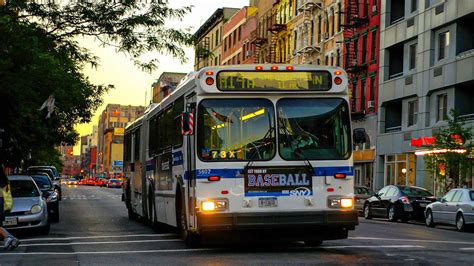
[197,210,358,234]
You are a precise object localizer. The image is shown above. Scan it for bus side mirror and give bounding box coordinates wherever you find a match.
[181,112,194,136]
[353,128,367,144]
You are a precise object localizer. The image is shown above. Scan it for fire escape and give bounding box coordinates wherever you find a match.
[342,0,369,117]
[196,37,210,67]
[250,24,268,63]
[267,6,287,63]
[295,0,322,64]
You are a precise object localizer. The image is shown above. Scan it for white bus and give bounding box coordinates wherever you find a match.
[123,65,362,246]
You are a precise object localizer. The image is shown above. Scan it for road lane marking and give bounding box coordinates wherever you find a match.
[0,248,218,256]
[21,234,177,242]
[460,247,474,250]
[350,237,474,245]
[323,245,425,249]
[20,239,180,247]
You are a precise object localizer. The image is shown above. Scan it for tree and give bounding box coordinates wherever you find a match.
[424,110,473,195]
[0,1,193,168]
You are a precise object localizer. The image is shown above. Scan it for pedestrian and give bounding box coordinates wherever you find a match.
[0,164,20,250]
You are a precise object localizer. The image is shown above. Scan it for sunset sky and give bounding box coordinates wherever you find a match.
[74,0,247,154]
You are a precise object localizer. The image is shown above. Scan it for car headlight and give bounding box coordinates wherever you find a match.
[47,192,58,203]
[31,204,42,214]
[201,199,228,212]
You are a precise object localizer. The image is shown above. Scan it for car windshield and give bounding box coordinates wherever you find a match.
[470,191,474,201]
[277,98,351,160]
[31,175,52,190]
[10,180,40,197]
[70,178,76,181]
[198,99,276,161]
[400,187,433,197]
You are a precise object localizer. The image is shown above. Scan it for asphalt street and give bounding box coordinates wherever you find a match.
[1,185,473,265]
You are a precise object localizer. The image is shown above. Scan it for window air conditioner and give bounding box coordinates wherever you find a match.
[368,100,375,108]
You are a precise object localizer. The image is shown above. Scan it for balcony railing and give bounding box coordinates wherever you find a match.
[385,126,402,133]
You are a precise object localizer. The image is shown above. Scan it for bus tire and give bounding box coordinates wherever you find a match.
[176,190,201,247]
[128,208,137,220]
[304,240,323,247]
[149,188,162,233]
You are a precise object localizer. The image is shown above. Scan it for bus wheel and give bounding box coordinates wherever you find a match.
[304,240,323,247]
[177,193,201,247]
[128,208,137,220]
[149,191,161,233]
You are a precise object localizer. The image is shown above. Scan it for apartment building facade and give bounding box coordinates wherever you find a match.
[376,0,474,193]
[193,8,240,70]
[151,72,186,104]
[343,0,381,189]
[97,104,145,176]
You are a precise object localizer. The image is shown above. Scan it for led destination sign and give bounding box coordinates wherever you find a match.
[217,71,332,91]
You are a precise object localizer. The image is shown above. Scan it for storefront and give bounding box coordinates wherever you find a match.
[384,153,416,186]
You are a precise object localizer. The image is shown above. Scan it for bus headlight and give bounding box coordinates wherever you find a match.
[201,199,228,212]
[340,198,353,208]
[328,197,353,209]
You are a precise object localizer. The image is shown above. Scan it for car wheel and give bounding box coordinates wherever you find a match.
[364,203,372,219]
[39,223,51,235]
[51,209,60,223]
[388,205,398,222]
[456,213,466,232]
[425,209,435,227]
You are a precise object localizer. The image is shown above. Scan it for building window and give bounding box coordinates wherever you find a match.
[310,20,314,45]
[351,79,358,111]
[338,2,342,32]
[353,37,359,64]
[409,43,417,70]
[331,8,335,36]
[363,0,368,17]
[370,76,375,101]
[437,94,448,121]
[411,0,417,13]
[294,30,298,52]
[345,42,350,67]
[325,55,328,65]
[389,0,405,25]
[385,154,416,186]
[215,29,219,46]
[371,30,377,61]
[372,0,378,14]
[238,26,241,42]
[224,37,227,51]
[361,78,366,111]
[408,100,418,126]
[362,34,368,64]
[318,15,322,42]
[438,31,450,61]
[233,31,237,46]
[336,48,340,66]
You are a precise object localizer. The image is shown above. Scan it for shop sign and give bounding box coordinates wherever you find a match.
[410,136,436,147]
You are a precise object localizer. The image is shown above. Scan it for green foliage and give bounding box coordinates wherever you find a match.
[424,109,473,193]
[0,1,193,168]
[5,0,194,72]
[0,14,109,167]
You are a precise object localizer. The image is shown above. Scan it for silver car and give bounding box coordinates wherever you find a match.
[3,175,50,234]
[425,188,474,231]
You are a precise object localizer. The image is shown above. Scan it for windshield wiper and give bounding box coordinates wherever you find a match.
[243,126,275,172]
[279,118,314,174]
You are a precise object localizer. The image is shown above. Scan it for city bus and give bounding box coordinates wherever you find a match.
[123,65,361,246]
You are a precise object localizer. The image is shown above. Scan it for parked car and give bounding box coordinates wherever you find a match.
[364,185,436,222]
[354,186,373,215]
[425,188,474,231]
[95,178,107,187]
[107,179,122,188]
[30,173,60,223]
[27,166,62,200]
[3,175,50,234]
[66,177,79,185]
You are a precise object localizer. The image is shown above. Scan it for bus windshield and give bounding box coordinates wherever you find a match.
[198,99,275,161]
[277,98,351,160]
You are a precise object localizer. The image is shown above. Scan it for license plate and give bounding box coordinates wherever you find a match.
[258,197,277,208]
[419,203,427,207]
[2,217,18,227]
